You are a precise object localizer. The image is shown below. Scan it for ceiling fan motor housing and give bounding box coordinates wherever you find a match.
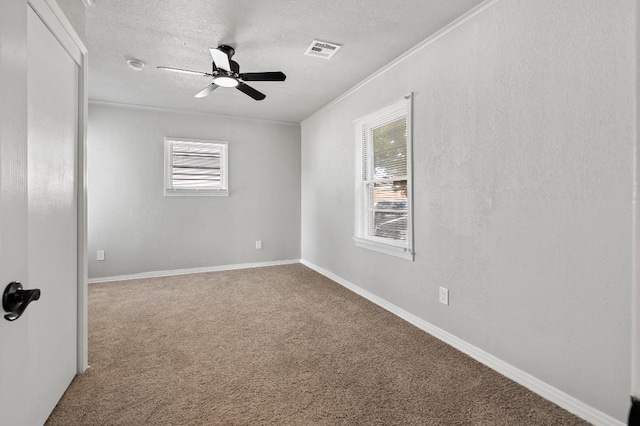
[217,44,235,59]
[212,60,239,76]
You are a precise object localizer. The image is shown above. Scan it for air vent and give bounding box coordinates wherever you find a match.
[304,40,342,59]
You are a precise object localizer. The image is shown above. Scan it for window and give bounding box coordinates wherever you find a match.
[354,95,413,260]
[164,138,228,196]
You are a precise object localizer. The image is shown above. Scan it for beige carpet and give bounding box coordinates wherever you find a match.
[47,264,588,425]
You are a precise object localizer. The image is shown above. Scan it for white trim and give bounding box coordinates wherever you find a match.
[164,190,229,197]
[76,43,89,375]
[300,259,624,426]
[301,0,504,125]
[27,0,89,375]
[28,0,86,64]
[633,0,640,400]
[88,259,301,284]
[353,237,413,260]
[88,100,300,127]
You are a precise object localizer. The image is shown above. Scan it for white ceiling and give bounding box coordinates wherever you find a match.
[78,0,485,123]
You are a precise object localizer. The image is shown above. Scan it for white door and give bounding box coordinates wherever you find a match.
[0,1,31,423]
[27,4,79,424]
[0,1,85,425]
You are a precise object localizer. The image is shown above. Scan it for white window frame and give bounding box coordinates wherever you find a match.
[353,94,413,260]
[164,137,229,197]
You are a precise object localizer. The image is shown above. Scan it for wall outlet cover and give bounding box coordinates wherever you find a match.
[97,250,105,261]
[439,287,449,305]
[255,240,262,249]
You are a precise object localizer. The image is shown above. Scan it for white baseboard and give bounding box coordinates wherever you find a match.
[88,259,301,284]
[300,259,624,426]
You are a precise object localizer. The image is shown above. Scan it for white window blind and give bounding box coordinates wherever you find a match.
[164,138,228,196]
[354,94,413,260]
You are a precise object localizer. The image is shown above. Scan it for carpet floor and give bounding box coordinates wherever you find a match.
[47,264,589,425]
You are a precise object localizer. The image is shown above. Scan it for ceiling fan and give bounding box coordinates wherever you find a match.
[157,45,286,101]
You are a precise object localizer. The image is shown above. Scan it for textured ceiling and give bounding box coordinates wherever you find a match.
[77,0,485,123]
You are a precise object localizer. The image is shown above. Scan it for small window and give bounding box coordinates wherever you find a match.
[164,138,228,196]
[354,95,413,260]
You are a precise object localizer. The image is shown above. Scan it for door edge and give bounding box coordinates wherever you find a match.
[27,0,88,375]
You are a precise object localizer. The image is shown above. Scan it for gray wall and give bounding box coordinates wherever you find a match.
[88,103,301,278]
[301,0,633,421]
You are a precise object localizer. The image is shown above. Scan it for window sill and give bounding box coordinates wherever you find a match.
[164,190,229,197]
[353,236,414,261]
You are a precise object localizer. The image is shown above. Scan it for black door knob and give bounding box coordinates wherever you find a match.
[2,282,41,321]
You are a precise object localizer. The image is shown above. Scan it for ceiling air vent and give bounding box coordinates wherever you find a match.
[304,40,342,59]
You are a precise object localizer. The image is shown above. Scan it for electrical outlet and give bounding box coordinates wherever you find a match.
[97,250,105,261]
[255,240,262,249]
[439,287,449,305]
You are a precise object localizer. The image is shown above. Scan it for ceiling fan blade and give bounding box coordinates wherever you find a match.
[157,66,210,77]
[210,48,231,71]
[236,82,266,101]
[194,83,218,98]
[239,71,286,82]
